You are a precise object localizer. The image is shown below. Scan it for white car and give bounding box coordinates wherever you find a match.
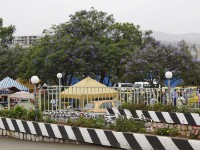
[113,83,135,91]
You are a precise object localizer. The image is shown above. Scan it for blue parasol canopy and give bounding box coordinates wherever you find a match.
[0,77,29,92]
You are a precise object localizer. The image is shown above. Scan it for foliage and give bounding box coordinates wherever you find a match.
[120,102,147,111]
[190,128,200,139]
[192,108,200,114]
[0,8,199,88]
[147,103,163,111]
[0,45,28,79]
[120,102,200,113]
[18,8,143,85]
[126,38,195,86]
[0,18,18,79]
[0,18,15,48]
[0,106,42,121]
[0,109,13,118]
[0,106,27,119]
[176,105,200,113]
[12,106,28,119]
[27,109,43,121]
[176,105,191,113]
[121,102,177,112]
[43,117,56,123]
[155,127,179,136]
[162,105,177,112]
[0,10,199,87]
[109,117,146,133]
[66,116,105,128]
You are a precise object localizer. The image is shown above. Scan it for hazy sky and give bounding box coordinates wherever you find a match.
[1,0,200,36]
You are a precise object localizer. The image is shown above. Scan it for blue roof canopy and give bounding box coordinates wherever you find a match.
[0,77,29,92]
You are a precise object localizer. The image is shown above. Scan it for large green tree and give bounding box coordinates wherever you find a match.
[0,18,15,48]
[126,38,195,87]
[0,44,27,79]
[0,18,16,79]
[19,8,143,85]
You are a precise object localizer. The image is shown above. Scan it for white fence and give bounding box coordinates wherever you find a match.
[0,86,199,112]
[40,86,200,113]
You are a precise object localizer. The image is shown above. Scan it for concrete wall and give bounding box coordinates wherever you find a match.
[0,117,200,150]
[107,108,200,126]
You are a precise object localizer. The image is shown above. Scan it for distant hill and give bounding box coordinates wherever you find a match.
[151,31,200,48]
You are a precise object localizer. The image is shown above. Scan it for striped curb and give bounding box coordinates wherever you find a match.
[0,117,200,150]
[107,108,200,126]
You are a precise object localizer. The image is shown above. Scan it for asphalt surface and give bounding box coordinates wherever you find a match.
[0,137,120,150]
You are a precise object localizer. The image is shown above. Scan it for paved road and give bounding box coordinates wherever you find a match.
[0,137,120,150]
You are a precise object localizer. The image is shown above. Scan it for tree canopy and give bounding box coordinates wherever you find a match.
[0,9,199,87]
[126,38,196,86]
[18,8,143,85]
[0,18,16,79]
[0,18,15,48]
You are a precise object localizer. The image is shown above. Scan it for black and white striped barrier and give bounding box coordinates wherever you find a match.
[107,108,200,126]
[1,117,200,150]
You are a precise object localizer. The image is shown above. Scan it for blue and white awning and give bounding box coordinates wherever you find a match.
[0,88,13,94]
[0,77,29,92]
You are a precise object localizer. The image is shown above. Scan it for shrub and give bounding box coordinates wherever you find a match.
[190,128,200,139]
[192,108,200,114]
[92,117,105,128]
[66,118,74,126]
[155,127,179,136]
[162,105,177,112]
[148,103,163,111]
[122,102,177,112]
[44,117,56,123]
[177,105,190,113]
[3,109,14,118]
[109,117,146,133]
[66,116,105,129]
[0,106,28,119]
[12,106,28,119]
[120,102,147,111]
[27,109,43,121]
[0,106,43,121]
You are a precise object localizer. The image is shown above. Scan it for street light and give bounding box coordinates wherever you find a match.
[165,71,173,106]
[43,83,47,89]
[57,73,62,111]
[42,83,47,111]
[31,76,39,121]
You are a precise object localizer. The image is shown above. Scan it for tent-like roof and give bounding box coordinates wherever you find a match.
[0,88,13,94]
[0,77,29,92]
[61,77,118,100]
[16,78,34,92]
[10,91,34,99]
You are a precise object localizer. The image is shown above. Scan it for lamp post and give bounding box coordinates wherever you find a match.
[42,83,47,111]
[165,71,173,106]
[31,76,39,121]
[57,73,62,111]
[43,83,47,89]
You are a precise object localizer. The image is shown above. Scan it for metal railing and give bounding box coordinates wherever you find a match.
[40,86,200,113]
[1,86,199,112]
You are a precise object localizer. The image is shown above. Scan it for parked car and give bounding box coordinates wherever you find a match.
[113,83,135,91]
[133,81,158,88]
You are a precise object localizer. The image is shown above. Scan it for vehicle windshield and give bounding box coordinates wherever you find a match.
[84,103,95,109]
[143,84,151,88]
[121,84,134,87]
[133,84,141,88]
